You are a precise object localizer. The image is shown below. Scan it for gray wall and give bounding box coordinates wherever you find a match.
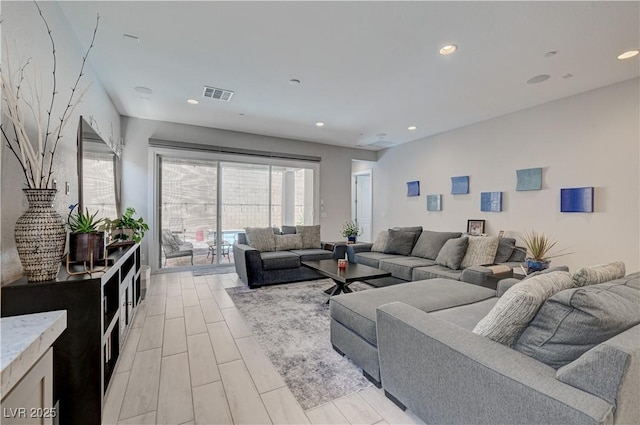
[1,2,121,284]
[372,78,640,272]
[120,117,377,265]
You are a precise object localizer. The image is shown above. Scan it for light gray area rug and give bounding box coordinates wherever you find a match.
[226,279,372,410]
[191,264,236,276]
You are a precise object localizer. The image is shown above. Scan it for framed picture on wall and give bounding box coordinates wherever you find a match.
[467,219,485,236]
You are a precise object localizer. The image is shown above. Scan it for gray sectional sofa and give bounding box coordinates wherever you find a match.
[347,226,526,288]
[233,225,346,288]
[330,266,640,425]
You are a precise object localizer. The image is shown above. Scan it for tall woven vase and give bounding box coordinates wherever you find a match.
[14,189,67,282]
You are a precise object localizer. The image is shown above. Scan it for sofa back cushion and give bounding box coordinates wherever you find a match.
[514,273,640,368]
[572,261,626,287]
[371,230,390,253]
[435,237,469,270]
[296,225,321,249]
[281,225,297,235]
[494,238,517,263]
[383,229,416,256]
[460,236,499,269]
[274,234,303,251]
[411,231,463,260]
[245,227,276,252]
[472,271,573,346]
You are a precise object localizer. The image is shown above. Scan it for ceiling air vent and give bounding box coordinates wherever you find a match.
[366,140,396,148]
[202,86,234,102]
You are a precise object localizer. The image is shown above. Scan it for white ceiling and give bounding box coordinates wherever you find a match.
[58,1,640,150]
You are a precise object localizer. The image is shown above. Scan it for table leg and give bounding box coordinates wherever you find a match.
[326,280,348,304]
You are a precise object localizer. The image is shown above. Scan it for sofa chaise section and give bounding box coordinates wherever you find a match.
[330,278,497,385]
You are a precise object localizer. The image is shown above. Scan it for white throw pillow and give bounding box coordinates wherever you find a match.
[472,271,574,346]
[245,227,276,252]
[296,225,321,249]
[274,234,303,251]
[460,236,499,269]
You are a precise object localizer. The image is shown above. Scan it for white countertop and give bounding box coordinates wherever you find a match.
[1,310,67,397]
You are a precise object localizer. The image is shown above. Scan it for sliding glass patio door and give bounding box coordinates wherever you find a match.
[157,153,317,270]
[159,158,218,268]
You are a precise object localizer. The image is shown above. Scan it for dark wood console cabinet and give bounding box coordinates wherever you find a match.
[1,243,142,425]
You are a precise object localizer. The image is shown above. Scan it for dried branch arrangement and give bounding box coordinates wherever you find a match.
[1,1,99,188]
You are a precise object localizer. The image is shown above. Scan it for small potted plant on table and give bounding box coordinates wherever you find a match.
[67,204,106,273]
[111,207,149,244]
[340,220,363,244]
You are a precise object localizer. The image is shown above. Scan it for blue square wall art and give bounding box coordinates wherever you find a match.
[516,167,542,191]
[426,194,442,211]
[481,191,503,212]
[561,187,594,212]
[407,181,420,197]
[451,176,469,194]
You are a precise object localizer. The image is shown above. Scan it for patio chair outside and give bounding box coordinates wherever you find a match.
[162,229,194,266]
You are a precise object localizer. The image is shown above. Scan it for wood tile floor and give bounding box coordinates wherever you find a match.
[102,271,425,425]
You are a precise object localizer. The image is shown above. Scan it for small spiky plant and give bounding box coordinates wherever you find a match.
[67,204,104,233]
[521,231,572,261]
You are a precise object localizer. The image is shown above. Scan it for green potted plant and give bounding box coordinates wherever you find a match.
[67,204,106,262]
[521,231,572,272]
[340,220,362,244]
[112,207,149,243]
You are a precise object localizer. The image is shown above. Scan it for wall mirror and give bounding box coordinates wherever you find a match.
[77,116,121,221]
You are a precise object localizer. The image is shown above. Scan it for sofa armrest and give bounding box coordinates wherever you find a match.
[232,243,263,287]
[376,302,614,425]
[497,278,521,296]
[346,242,373,262]
[321,241,347,259]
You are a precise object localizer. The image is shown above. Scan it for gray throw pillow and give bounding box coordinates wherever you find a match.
[296,225,321,249]
[494,238,516,263]
[383,229,415,256]
[435,237,469,270]
[371,230,390,253]
[281,225,297,235]
[473,271,574,346]
[245,227,276,252]
[572,261,626,287]
[514,274,640,368]
[411,231,463,260]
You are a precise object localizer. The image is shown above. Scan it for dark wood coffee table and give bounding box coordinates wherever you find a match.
[302,259,391,304]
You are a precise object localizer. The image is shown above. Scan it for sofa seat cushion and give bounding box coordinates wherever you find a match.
[260,251,301,270]
[354,252,404,268]
[431,298,499,330]
[330,279,496,346]
[290,249,333,262]
[514,272,640,368]
[412,265,463,281]
[378,257,436,281]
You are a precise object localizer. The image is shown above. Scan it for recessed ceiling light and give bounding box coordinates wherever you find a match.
[289,79,301,85]
[376,133,387,138]
[618,50,639,60]
[439,44,458,55]
[561,73,574,79]
[134,86,153,94]
[544,51,558,58]
[315,122,325,127]
[187,99,199,105]
[408,126,417,131]
[526,74,550,84]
